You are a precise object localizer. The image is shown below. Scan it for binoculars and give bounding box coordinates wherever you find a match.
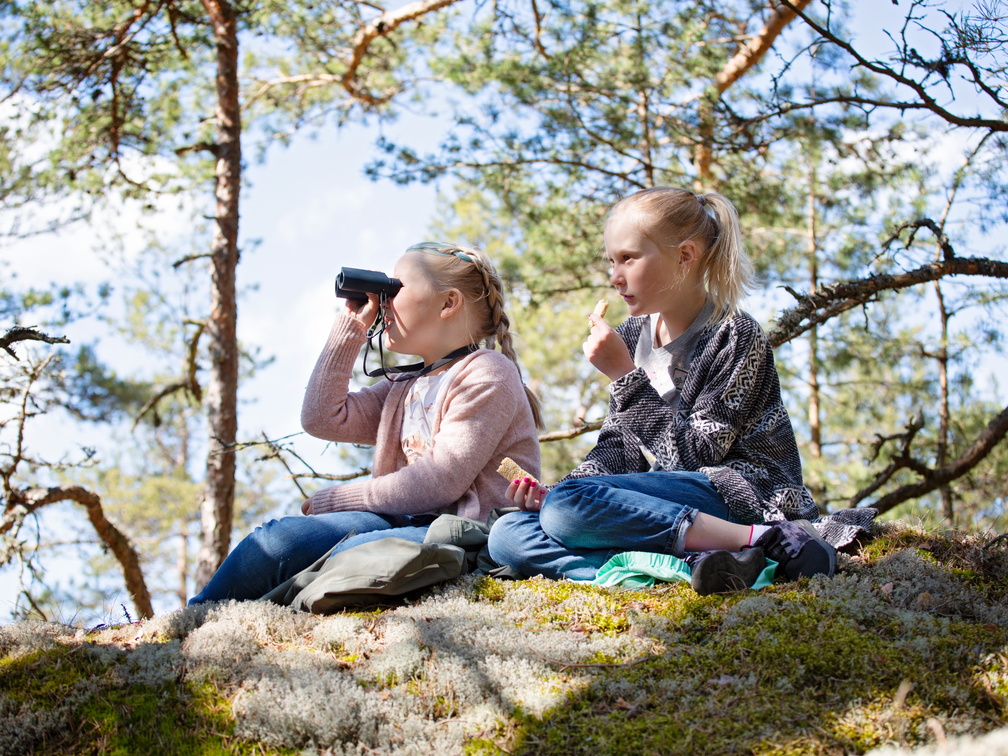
[334,267,403,303]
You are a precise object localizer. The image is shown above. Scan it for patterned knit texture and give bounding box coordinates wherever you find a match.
[562,312,836,528]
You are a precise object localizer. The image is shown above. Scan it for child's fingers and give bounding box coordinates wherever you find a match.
[510,477,542,511]
[588,299,609,329]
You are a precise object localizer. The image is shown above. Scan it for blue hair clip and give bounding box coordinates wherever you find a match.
[406,241,474,263]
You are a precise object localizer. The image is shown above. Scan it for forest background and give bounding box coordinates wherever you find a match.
[1,0,1007,625]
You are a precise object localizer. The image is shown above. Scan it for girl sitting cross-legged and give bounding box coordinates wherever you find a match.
[488,187,838,595]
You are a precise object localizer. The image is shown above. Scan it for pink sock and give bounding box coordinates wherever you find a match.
[748,524,771,546]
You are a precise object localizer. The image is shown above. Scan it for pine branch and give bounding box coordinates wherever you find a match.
[0,327,70,360]
[341,0,464,105]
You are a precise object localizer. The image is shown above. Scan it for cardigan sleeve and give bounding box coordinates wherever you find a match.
[556,317,652,482]
[307,353,530,516]
[300,313,395,446]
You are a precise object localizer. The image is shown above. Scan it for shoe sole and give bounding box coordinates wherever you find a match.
[691,548,767,596]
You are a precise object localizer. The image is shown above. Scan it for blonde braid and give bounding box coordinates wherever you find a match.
[468,252,545,429]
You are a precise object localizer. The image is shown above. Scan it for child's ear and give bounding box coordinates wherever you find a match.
[441,289,463,319]
[679,239,699,266]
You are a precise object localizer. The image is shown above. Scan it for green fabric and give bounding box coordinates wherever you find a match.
[590,551,778,590]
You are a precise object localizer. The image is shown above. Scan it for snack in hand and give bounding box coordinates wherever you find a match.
[496,457,538,485]
[589,298,609,327]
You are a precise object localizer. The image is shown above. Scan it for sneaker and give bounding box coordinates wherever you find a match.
[688,547,767,596]
[752,519,836,581]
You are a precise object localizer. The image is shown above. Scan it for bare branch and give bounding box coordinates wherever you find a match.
[132,380,190,429]
[539,420,604,443]
[1,327,70,360]
[867,403,1008,515]
[5,485,153,619]
[781,0,1008,132]
[342,0,464,105]
[848,412,925,506]
[258,432,309,499]
[768,255,1008,347]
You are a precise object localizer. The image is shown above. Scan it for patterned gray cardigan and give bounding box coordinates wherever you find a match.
[559,311,819,525]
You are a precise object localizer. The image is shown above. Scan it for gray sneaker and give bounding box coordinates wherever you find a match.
[688,547,767,596]
[753,520,837,581]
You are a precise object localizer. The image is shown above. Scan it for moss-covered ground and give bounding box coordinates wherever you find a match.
[1,521,1006,755]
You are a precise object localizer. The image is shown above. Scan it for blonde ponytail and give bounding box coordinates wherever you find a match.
[607,187,755,322]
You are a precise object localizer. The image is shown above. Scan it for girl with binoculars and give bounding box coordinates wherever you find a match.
[190,242,541,604]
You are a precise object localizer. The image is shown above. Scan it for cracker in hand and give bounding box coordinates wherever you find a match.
[589,299,609,327]
[497,457,538,485]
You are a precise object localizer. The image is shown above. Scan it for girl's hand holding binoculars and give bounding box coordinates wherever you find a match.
[343,293,381,327]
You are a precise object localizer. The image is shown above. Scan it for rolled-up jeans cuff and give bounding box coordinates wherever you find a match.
[670,507,698,557]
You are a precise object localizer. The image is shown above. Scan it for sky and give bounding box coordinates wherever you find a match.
[1,0,996,623]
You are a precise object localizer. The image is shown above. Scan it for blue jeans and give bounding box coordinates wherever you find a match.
[487,471,730,581]
[188,511,432,604]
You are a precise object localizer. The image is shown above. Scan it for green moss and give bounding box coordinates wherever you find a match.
[486,580,1008,756]
[0,645,298,756]
[5,524,1008,755]
[472,576,509,602]
[0,647,105,708]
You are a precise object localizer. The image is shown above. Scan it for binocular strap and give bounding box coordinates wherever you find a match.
[363,299,478,380]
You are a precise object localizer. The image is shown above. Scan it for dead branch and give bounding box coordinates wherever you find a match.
[539,420,604,443]
[848,412,925,507]
[768,255,1008,347]
[884,219,955,262]
[781,0,1008,132]
[258,432,309,499]
[865,403,1008,515]
[1,327,70,360]
[5,485,154,619]
[132,380,190,429]
[289,469,372,482]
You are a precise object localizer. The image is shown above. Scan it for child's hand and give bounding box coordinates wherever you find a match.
[343,292,381,328]
[506,477,547,511]
[583,316,635,381]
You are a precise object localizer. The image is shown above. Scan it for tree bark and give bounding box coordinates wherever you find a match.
[194,0,241,588]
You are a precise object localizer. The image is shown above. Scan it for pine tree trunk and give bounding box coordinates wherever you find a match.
[195,0,241,588]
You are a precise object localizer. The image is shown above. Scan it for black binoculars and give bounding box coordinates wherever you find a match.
[334,267,403,303]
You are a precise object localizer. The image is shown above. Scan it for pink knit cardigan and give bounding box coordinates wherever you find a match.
[300,314,541,522]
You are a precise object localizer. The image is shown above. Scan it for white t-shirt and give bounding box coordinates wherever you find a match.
[633,299,714,468]
[400,364,461,464]
[634,298,714,411]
